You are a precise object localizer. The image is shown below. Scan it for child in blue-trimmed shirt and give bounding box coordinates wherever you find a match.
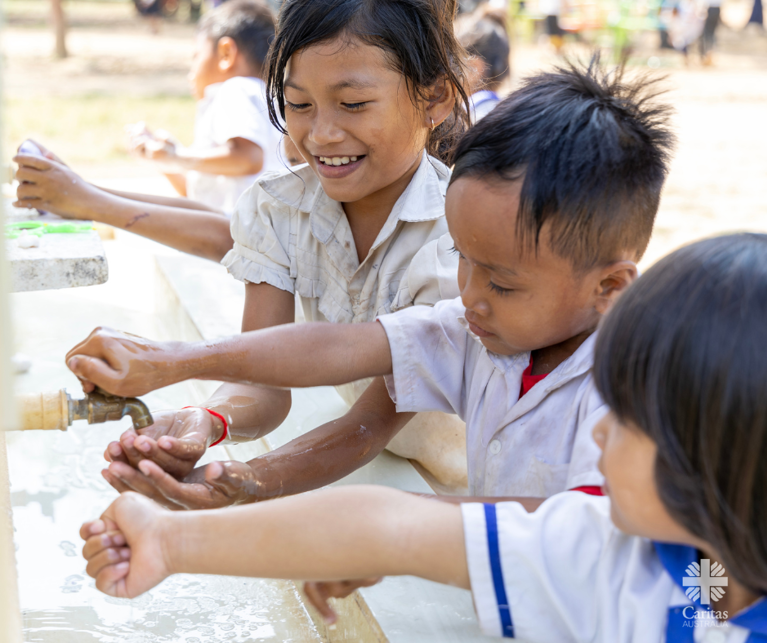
[81,234,767,641]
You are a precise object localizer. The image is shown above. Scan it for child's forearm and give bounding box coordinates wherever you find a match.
[204,383,293,442]
[67,321,393,398]
[168,486,469,587]
[175,322,393,388]
[87,189,233,261]
[161,173,188,198]
[100,187,217,213]
[242,378,414,499]
[171,139,263,177]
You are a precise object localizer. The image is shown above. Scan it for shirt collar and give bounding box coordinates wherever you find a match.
[311,152,449,250]
[255,153,449,247]
[457,311,597,384]
[203,81,222,97]
[654,542,767,634]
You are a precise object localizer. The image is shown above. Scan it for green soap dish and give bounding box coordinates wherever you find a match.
[5,221,94,239]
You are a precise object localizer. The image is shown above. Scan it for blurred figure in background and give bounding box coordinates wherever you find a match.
[748,0,764,28]
[458,9,510,122]
[668,0,705,64]
[134,0,164,34]
[129,0,282,215]
[540,0,565,54]
[699,0,722,65]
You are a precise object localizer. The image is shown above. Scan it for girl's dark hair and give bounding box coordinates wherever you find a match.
[198,0,276,77]
[595,233,767,594]
[265,0,471,164]
[451,57,675,271]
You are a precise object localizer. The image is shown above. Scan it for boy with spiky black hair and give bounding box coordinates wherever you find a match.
[67,58,675,514]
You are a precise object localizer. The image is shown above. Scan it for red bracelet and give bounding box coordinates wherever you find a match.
[182,406,229,447]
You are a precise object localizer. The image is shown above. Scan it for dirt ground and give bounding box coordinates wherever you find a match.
[3,0,767,266]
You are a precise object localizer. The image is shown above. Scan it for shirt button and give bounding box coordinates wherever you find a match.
[704,630,727,643]
[488,440,502,455]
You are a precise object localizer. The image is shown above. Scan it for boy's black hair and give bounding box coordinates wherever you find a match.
[458,11,510,88]
[595,233,767,594]
[265,0,471,164]
[198,0,275,76]
[451,57,675,270]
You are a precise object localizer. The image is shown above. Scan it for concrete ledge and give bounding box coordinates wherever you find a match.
[154,254,485,643]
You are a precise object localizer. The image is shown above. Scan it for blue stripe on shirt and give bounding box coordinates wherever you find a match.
[484,504,514,637]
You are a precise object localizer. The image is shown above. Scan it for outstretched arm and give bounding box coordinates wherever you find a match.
[101,377,415,509]
[66,320,393,398]
[80,486,468,599]
[14,154,233,261]
[99,187,215,212]
[101,282,296,481]
[137,137,264,177]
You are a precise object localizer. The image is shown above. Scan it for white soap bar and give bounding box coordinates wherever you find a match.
[17,140,45,158]
[16,231,41,249]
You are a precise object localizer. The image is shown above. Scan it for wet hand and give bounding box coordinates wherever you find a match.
[80,492,172,599]
[303,578,383,625]
[13,154,99,219]
[128,126,178,165]
[102,459,261,510]
[66,327,182,397]
[104,407,218,479]
[140,138,178,163]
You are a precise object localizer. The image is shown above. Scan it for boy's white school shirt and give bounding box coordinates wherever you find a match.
[186,76,283,215]
[221,152,459,323]
[377,296,605,497]
[462,493,762,642]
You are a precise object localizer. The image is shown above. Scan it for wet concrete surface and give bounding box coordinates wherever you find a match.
[9,233,323,642]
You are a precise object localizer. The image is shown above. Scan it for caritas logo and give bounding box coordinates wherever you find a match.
[683,559,728,605]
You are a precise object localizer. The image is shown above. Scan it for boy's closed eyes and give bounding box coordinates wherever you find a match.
[446,175,638,365]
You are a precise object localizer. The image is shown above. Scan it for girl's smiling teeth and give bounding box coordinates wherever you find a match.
[318,155,361,166]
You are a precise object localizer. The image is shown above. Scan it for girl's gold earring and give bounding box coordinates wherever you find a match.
[430,117,435,130]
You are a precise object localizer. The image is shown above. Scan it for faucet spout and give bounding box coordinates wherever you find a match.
[70,388,154,430]
[120,398,154,430]
[16,389,154,432]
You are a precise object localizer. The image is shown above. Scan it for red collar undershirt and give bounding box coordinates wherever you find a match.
[519,355,603,497]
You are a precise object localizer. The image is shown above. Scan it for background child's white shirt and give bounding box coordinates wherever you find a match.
[538,0,562,15]
[377,296,605,497]
[186,76,283,215]
[462,494,757,642]
[221,152,459,323]
[470,90,501,123]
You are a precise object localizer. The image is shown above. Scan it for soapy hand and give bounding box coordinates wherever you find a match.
[103,459,262,510]
[80,492,172,599]
[303,578,383,624]
[128,122,179,167]
[104,407,218,479]
[14,153,101,220]
[66,327,183,397]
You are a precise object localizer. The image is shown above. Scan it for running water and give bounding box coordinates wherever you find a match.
[7,239,324,642]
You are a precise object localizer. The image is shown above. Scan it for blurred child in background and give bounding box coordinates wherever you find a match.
[700,0,722,66]
[541,0,565,54]
[457,8,510,121]
[129,0,282,214]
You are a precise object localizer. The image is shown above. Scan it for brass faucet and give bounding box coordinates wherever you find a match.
[69,388,154,430]
[16,388,154,432]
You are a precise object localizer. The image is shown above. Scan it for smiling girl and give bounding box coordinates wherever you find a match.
[97,0,473,496]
